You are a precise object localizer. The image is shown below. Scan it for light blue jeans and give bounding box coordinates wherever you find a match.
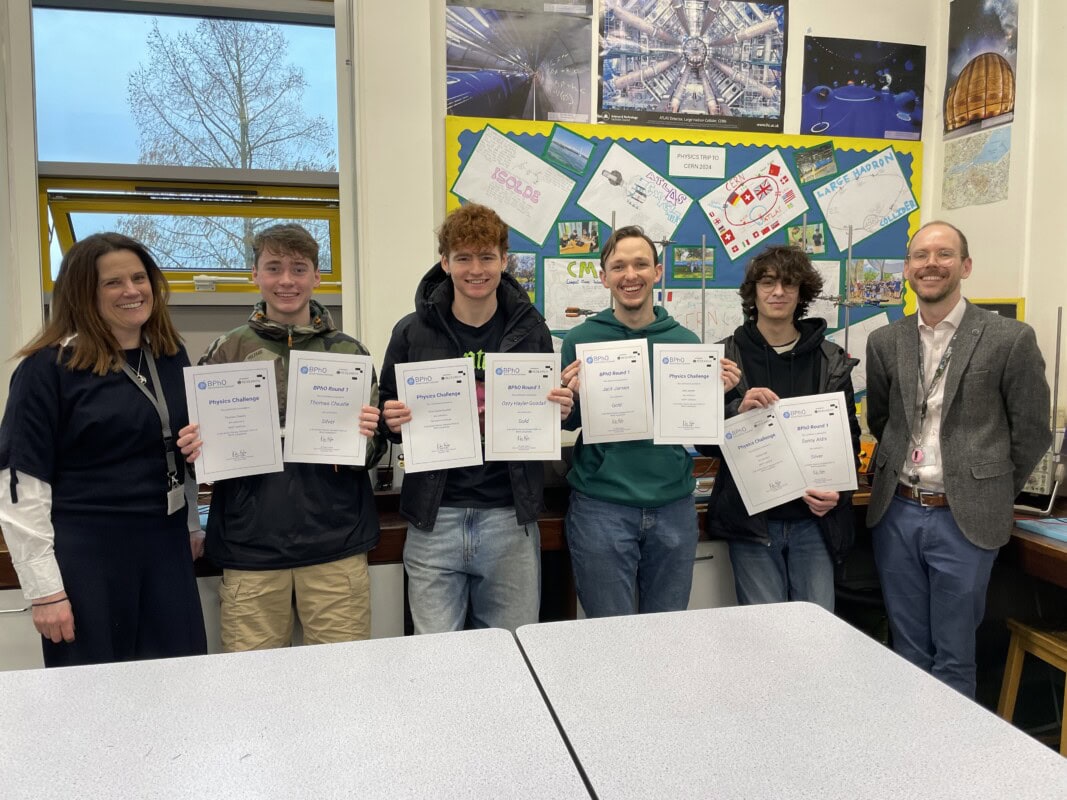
[565,491,699,618]
[727,518,835,611]
[872,495,997,698]
[403,506,540,634]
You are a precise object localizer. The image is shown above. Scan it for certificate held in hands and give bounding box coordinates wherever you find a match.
[395,358,483,474]
[284,351,374,466]
[652,343,725,445]
[483,352,561,461]
[184,361,285,482]
[775,391,858,493]
[719,405,807,515]
[575,340,654,444]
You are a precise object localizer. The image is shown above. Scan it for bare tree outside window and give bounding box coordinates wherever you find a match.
[119,18,336,270]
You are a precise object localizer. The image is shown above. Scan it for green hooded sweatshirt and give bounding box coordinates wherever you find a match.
[561,306,699,507]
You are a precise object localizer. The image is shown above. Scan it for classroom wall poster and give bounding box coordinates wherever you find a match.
[943,0,1018,138]
[598,1,786,132]
[445,1,593,122]
[800,36,926,141]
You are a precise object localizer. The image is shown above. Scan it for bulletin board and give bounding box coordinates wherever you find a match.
[446,117,923,396]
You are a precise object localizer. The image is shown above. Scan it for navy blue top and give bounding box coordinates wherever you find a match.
[0,344,192,524]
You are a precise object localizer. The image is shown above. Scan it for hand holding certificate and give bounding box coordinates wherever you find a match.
[284,351,374,466]
[484,352,562,461]
[395,358,483,474]
[720,391,857,515]
[720,405,808,515]
[652,343,725,445]
[575,340,654,444]
[775,392,858,493]
[184,361,284,482]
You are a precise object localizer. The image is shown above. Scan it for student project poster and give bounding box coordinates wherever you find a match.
[598,1,787,132]
[446,117,923,397]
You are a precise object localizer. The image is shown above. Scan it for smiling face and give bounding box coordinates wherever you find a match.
[600,235,663,324]
[252,247,321,325]
[904,224,972,308]
[442,244,504,305]
[753,273,801,324]
[95,249,153,348]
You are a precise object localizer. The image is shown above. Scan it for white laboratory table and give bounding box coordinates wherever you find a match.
[516,602,1067,799]
[0,628,589,799]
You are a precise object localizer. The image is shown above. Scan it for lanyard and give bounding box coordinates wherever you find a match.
[916,328,957,431]
[121,345,179,484]
[121,346,200,532]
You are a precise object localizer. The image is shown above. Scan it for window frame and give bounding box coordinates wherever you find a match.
[40,168,341,296]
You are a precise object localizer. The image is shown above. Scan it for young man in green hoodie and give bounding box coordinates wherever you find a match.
[560,225,739,617]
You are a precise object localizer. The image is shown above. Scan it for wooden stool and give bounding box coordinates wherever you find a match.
[997,619,1067,756]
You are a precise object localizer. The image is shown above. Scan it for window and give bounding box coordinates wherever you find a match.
[33,6,337,170]
[41,175,340,293]
[33,2,343,296]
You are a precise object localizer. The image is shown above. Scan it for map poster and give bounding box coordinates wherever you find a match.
[699,149,808,261]
[942,127,1011,209]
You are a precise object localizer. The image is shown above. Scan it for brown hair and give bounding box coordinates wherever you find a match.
[739,245,824,322]
[437,204,509,257]
[600,225,660,269]
[17,233,181,375]
[253,223,320,269]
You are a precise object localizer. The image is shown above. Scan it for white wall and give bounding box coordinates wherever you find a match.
[1017,0,1066,422]
[0,0,43,403]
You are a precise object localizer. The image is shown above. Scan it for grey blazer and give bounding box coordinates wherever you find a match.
[865,301,1051,549]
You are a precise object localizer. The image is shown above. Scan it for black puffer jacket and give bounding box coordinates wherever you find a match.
[378,264,552,530]
[698,318,861,563]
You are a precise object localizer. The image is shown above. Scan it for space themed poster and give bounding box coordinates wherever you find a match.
[799,37,926,141]
[944,0,1017,137]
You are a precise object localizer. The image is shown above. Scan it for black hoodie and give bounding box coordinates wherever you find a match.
[377,263,552,531]
[698,318,861,561]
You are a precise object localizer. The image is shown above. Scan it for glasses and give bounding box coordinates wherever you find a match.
[907,249,959,264]
[756,276,799,292]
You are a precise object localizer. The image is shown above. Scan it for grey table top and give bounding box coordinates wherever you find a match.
[516,602,1067,800]
[0,628,589,800]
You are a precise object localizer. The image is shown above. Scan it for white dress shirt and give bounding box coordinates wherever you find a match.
[900,296,967,492]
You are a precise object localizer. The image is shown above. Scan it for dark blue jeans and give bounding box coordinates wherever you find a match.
[727,518,835,611]
[872,495,997,698]
[565,491,699,618]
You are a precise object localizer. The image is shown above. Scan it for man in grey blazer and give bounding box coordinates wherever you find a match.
[866,220,1051,698]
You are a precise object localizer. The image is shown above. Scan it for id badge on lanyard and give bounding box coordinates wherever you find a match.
[122,346,185,515]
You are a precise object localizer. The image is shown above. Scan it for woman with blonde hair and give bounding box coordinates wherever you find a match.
[0,232,206,666]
